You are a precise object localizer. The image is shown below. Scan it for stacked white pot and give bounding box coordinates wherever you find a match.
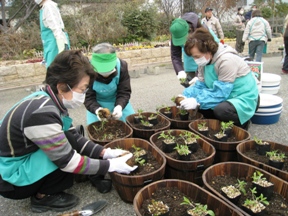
[261,73,281,94]
[251,93,283,124]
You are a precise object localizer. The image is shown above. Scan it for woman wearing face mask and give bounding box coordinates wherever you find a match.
[178,28,259,129]
[84,43,135,124]
[233,7,246,55]
[0,50,137,213]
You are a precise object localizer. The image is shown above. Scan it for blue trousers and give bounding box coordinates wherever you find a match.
[249,40,265,62]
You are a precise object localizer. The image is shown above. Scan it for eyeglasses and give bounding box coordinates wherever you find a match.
[67,84,89,94]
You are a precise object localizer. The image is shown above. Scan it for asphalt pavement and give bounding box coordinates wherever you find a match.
[0,54,287,216]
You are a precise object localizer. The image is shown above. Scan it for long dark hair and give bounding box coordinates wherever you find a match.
[45,50,95,93]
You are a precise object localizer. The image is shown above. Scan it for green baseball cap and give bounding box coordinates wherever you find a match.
[91,53,117,73]
[169,18,189,46]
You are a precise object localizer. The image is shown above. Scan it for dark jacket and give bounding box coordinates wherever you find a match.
[245,10,252,21]
[84,58,131,113]
[171,12,209,74]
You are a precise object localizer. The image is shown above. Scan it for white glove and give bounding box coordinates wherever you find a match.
[112,105,122,120]
[108,153,138,174]
[189,77,199,86]
[177,71,187,80]
[103,147,129,160]
[56,38,66,53]
[95,107,104,121]
[180,97,198,110]
[177,94,187,99]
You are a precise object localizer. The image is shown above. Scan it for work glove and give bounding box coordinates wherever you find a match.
[179,97,198,110]
[220,39,224,44]
[103,147,129,160]
[56,38,66,53]
[188,77,199,86]
[177,71,187,80]
[267,39,271,42]
[112,105,122,120]
[95,107,104,121]
[108,153,138,174]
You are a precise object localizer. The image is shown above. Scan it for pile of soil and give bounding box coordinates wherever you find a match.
[140,187,195,216]
[88,121,129,141]
[154,136,207,160]
[128,148,161,176]
[243,150,288,172]
[209,176,288,215]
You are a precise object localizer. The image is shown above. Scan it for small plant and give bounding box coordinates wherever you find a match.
[181,196,215,216]
[266,150,286,162]
[149,113,156,118]
[180,131,199,144]
[235,179,247,196]
[132,144,141,152]
[179,77,186,84]
[135,157,146,166]
[171,96,176,103]
[174,144,191,156]
[158,131,175,142]
[137,109,144,118]
[252,171,273,187]
[197,122,208,130]
[221,185,241,199]
[141,120,151,126]
[147,199,169,216]
[253,136,269,145]
[242,187,269,214]
[178,108,188,115]
[220,121,234,130]
[165,106,171,112]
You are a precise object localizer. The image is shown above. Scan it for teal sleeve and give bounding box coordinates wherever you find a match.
[183,80,234,110]
[209,28,220,43]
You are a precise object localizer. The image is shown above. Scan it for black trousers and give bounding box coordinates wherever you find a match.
[198,98,259,129]
[0,168,74,200]
[282,36,288,71]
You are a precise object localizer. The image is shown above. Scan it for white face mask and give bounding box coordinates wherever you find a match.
[239,10,244,15]
[194,56,210,67]
[62,86,86,109]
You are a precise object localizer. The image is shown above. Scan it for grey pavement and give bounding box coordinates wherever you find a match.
[0,54,287,215]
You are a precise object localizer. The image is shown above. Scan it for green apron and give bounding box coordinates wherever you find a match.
[39,9,70,68]
[86,59,135,124]
[204,64,258,124]
[0,91,71,186]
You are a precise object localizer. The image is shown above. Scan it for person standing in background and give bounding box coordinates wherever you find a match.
[245,5,257,21]
[242,9,272,62]
[35,0,70,68]
[282,20,288,74]
[201,8,224,43]
[233,7,246,55]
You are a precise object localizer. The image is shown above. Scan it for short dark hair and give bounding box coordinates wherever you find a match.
[184,27,218,56]
[45,50,96,93]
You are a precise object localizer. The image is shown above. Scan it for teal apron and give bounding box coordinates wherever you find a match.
[0,91,72,186]
[182,47,198,73]
[86,59,135,124]
[204,64,258,124]
[39,9,70,68]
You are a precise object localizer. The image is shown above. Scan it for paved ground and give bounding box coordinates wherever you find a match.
[0,54,287,215]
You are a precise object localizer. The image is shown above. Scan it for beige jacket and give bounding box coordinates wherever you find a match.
[233,14,245,31]
[201,15,224,39]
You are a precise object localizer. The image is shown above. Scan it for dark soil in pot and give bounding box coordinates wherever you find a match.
[243,150,288,172]
[269,159,285,170]
[153,138,206,161]
[200,128,238,142]
[130,121,168,130]
[127,147,161,176]
[140,187,203,216]
[208,175,288,216]
[255,143,271,156]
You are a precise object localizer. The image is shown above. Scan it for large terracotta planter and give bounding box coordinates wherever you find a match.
[202,162,288,216]
[105,138,166,203]
[189,119,250,163]
[150,129,215,185]
[158,106,203,129]
[126,112,170,140]
[237,140,288,182]
[87,119,133,146]
[133,179,244,216]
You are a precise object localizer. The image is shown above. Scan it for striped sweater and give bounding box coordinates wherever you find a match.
[0,85,109,177]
